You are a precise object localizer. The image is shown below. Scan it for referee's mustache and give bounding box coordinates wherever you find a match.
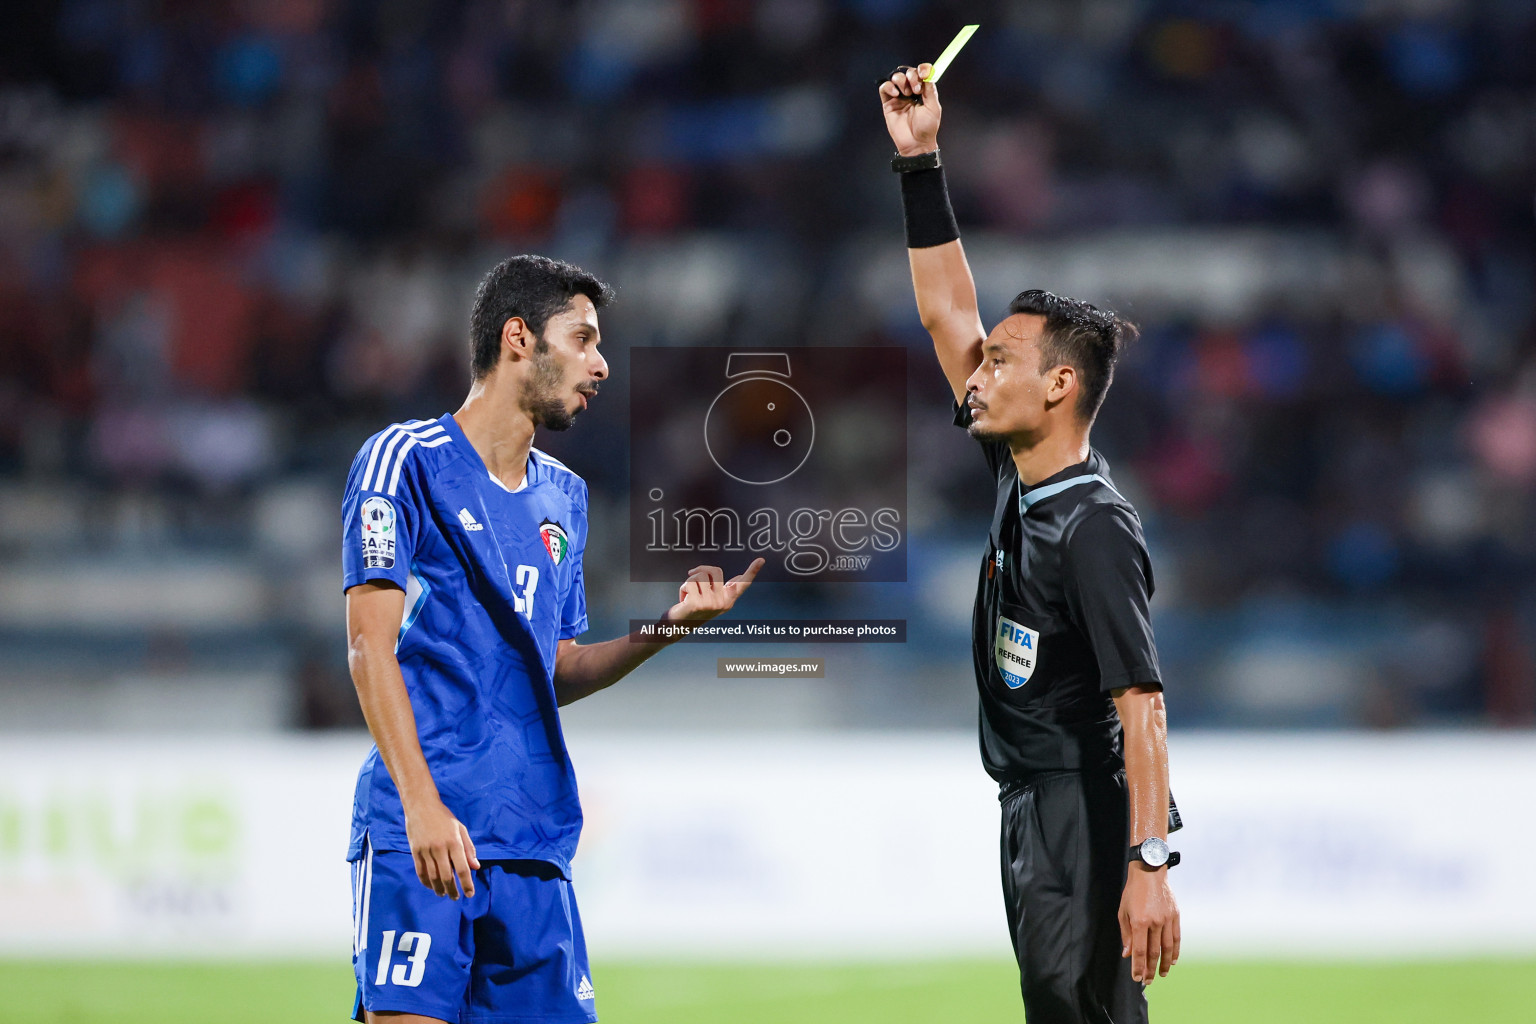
[967,395,986,410]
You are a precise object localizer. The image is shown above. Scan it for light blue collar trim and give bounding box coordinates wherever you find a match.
[1018,473,1119,513]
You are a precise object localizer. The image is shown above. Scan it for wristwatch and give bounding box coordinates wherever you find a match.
[891,149,941,173]
[1129,837,1180,869]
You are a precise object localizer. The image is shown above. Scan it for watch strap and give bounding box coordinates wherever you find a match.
[891,149,941,174]
[1128,840,1180,868]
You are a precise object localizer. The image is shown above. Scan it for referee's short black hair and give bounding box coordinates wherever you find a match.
[1008,289,1138,422]
[470,255,614,380]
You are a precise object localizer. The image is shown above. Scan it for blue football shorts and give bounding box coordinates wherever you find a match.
[350,837,598,1024]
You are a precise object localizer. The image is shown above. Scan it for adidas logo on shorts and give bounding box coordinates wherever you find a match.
[576,975,595,1000]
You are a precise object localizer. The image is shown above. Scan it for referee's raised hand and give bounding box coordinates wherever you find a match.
[880,62,942,156]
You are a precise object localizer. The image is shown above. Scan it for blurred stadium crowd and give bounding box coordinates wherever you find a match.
[1,0,1534,730]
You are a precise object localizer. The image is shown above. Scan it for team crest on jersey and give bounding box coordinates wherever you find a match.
[539,519,569,565]
[994,614,1039,689]
[361,496,397,569]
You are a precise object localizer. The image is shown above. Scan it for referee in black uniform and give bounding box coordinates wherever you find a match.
[880,65,1182,1023]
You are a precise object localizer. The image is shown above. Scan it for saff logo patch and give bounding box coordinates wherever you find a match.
[994,614,1039,689]
[539,519,569,565]
[361,496,397,569]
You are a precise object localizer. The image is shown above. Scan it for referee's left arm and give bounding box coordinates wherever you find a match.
[1112,685,1179,984]
[1064,506,1180,985]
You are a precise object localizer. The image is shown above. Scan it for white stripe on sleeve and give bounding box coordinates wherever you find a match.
[385,433,451,496]
[364,423,446,492]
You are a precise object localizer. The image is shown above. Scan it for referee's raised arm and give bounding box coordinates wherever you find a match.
[880,64,985,405]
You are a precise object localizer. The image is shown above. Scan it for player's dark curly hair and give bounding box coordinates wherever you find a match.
[469,255,614,380]
[1008,289,1138,422]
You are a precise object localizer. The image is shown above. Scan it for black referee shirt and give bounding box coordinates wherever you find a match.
[954,401,1163,782]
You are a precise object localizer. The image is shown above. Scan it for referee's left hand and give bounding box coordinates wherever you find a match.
[1120,864,1181,985]
[665,558,765,624]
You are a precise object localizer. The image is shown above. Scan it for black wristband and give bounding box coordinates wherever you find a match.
[900,164,960,249]
[891,149,940,173]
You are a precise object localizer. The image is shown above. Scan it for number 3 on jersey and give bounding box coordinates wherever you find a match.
[376,929,431,987]
[512,563,539,619]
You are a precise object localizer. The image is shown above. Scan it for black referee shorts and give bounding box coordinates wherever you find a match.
[999,769,1146,1024]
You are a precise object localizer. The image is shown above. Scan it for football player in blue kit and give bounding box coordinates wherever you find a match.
[342,254,762,1024]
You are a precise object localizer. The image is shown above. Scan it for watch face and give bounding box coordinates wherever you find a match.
[1139,837,1170,868]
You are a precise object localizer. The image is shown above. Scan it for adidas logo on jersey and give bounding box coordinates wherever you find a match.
[576,975,595,1000]
[458,508,484,531]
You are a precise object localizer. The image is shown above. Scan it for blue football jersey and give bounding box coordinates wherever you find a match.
[341,413,590,876]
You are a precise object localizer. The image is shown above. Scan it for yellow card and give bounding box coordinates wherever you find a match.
[925,24,979,84]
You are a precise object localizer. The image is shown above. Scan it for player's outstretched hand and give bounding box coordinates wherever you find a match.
[1119,865,1180,986]
[880,62,941,157]
[665,558,765,625]
[404,797,481,899]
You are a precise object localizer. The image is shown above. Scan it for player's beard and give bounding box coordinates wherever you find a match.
[521,339,577,431]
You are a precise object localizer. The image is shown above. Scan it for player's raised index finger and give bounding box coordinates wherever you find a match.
[732,557,766,586]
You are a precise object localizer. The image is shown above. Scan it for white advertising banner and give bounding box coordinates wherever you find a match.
[0,732,1531,959]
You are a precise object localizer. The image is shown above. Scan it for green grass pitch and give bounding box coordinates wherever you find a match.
[2,958,1533,1023]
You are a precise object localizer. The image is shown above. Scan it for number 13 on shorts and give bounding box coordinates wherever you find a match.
[375,929,432,987]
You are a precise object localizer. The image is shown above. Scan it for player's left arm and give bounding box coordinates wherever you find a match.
[1065,506,1180,985]
[553,558,765,706]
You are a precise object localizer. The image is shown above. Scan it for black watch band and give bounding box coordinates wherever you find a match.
[1129,849,1181,868]
[891,149,941,174]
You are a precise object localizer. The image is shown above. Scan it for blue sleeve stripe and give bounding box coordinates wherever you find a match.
[397,565,431,647]
[362,422,448,493]
[1018,473,1123,512]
